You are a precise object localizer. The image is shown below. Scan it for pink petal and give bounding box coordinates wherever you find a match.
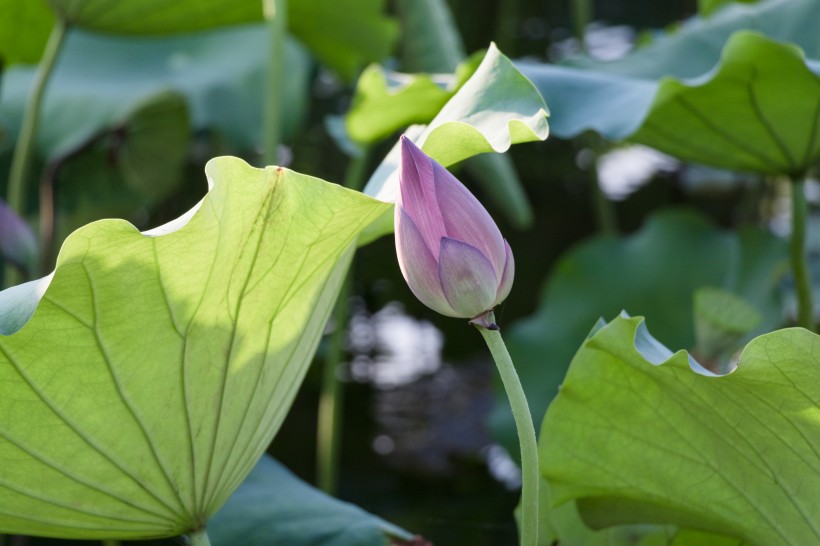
[438,237,498,318]
[494,240,515,306]
[395,206,457,317]
[432,161,506,278]
[399,136,447,259]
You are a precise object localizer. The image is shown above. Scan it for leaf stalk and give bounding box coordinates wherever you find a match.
[475,312,539,546]
[188,529,211,546]
[262,0,287,166]
[790,177,814,330]
[4,18,67,287]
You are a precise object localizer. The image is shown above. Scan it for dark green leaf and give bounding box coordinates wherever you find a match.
[0,25,312,158]
[209,455,411,546]
[493,210,787,457]
[520,0,820,175]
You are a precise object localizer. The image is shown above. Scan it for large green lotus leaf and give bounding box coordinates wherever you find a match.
[209,455,412,546]
[531,475,675,546]
[0,0,53,65]
[0,156,391,539]
[630,32,820,175]
[362,43,549,203]
[521,31,820,175]
[540,315,820,546]
[22,0,394,81]
[493,210,787,457]
[0,24,311,159]
[534,461,749,545]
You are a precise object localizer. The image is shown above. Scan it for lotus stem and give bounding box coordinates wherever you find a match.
[317,273,350,494]
[790,177,813,330]
[4,18,67,287]
[475,312,539,546]
[571,0,593,52]
[316,150,371,493]
[262,0,287,166]
[188,529,211,546]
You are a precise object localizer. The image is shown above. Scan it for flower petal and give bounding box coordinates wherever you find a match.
[395,206,457,317]
[494,239,515,306]
[433,161,506,277]
[398,136,447,259]
[438,237,498,318]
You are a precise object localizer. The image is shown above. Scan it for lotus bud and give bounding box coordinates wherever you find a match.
[394,136,514,326]
[0,198,36,274]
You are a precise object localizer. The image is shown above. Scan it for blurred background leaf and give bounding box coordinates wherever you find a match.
[209,454,413,546]
[9,0,396,81]
[493,209,788,457]
[0,25,312,159]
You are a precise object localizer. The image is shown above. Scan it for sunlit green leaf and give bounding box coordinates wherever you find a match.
[540,315,820,546]
[699,0,759,18]
[0,157,390,539]
[493,210,787,457]
[362,43,549,202]
[345,54,481,146]
[0,0,53,65]
[209,455,412,546]
[531,476,675,546]
[395,0,534,228]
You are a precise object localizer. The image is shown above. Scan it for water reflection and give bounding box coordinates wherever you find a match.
[596,145,678,200]
[347,302,519,485]
[549,23,636,62]
[348,301,443,387]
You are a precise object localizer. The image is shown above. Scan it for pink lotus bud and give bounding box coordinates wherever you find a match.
[0,198,36,274]
[394,136,514,322]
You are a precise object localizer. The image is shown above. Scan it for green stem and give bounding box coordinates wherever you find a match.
[4,18,67,288]
[475,312,539,546]
[571,0,593,52]
[101,540,120,546]
[262,0,287,166]
[790,177,813,330]
[591,164,617,236]
[188,529,212,546]
[316,273,350,494]
[315,150,370,493]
